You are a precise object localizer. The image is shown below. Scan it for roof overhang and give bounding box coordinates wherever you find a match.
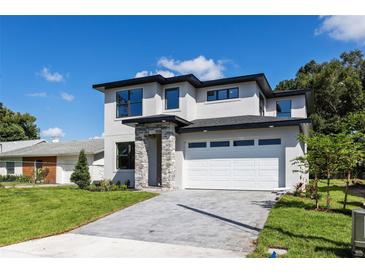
[178,118,311,133]
[93,73,273,96]
[122,115,192,127]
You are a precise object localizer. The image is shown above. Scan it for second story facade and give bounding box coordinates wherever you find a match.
[93,73,311,136]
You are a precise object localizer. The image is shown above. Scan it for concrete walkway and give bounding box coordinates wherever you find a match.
[0,189,276,257]
[0,234,241,258]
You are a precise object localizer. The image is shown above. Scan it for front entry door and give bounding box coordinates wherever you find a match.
[147,134,162,186]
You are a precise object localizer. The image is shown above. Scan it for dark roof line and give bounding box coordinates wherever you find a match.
[93,73,313,100]
[122,114,192,127]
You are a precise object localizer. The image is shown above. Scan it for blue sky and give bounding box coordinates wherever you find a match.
[0,16,364,140]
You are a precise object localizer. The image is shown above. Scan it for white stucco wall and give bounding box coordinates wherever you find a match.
[266,95,307,118]
[195,81,260,119]
[175,126,306,190]
[56,154,104,184]
[0,157,23,176]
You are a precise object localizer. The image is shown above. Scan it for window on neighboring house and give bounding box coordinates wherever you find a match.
[116,88,143,118]
[188,142,207,148]
[276,100,291,118]
[6,161,15,175]
[207,87,239,101]
[259,94,265,116]
[35,160,43,169]
[233,140,255,146]
[210,141,230,147]
[258,138,281,146]
[116,142,135,169]
[165,87,180,110]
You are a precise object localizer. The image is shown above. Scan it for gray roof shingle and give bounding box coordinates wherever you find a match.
[0,139,104,157]
[178,115,311,133]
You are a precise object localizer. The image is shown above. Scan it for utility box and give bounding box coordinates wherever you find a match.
[352,209,365,257]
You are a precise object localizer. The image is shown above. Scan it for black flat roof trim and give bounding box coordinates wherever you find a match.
[178,119,311,133]
[122,115,191,127]
[271,89,312,98]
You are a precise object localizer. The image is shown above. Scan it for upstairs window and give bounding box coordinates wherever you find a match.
[116,142,135,169]
[6,161,15,175]
[35,160,43,169]
[207,87,239,102]
[116,88,143,118]
[165,87,180,110]
[276,100,291,118]
[259,94,265,116]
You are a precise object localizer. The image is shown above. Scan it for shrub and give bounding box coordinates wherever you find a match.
[71,150,91,189]
[87,183,98,192]
[293,182,304,197]
[0,175,31,183]
[15,175,32,183]
[120,184,128,191]
[99,179,112,192]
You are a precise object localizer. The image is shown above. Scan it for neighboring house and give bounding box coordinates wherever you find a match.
[93,73,312,191]
[0,139,104,184]
[0,139,45,153]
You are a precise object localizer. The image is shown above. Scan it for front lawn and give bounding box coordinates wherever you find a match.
[0,187,157,246]
[250,179,365,258]
[0,181,30,187]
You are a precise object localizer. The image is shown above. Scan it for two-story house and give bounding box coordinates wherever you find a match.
[93,73,311,191]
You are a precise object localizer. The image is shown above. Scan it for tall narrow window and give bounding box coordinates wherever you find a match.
[116,142,135,169]
[259,94,265,116]
[6,161,15,175]
[116,88,143,118]
[165,88,180,110]
[276,100,291,118]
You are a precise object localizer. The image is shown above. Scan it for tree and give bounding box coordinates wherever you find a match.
[337,133,365,210]
[297,133,342,209]
[0,102,40,141]
[293,134,326,209]
[70,150,91,189]
[275,50,365,134]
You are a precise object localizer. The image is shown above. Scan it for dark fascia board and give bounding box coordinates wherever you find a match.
[177,118,312,133]
[122,115,192,127]
[92,73,273,96]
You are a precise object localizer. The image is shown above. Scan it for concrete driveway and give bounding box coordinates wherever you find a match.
[0,190,276,257]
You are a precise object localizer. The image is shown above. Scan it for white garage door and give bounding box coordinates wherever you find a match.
[62,161,75,184]
[184,138,283,190]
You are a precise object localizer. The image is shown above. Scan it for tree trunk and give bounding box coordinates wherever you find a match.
[326,171,331,209]
[343,171,351,210]
[314,173,319,209]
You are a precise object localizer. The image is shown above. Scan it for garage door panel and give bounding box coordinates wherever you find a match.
[185,142,282,190]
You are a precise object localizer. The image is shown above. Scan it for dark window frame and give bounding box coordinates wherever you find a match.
[206,87,239,102]
[116,142,135,170]
[233,140,255,147]
[116,88,143,118]
[210,141,230,147]
[165,87,180,110]
[188,142,207,148]
[6,161,15,175]
[276,99,292,118]
[258,138,281,146]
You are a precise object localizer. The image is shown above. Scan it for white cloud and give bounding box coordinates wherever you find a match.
[315,16,365,44]
[135,70,175,78]
[41,127,65,138]
[89,132,105,140]
[157,55,225,80]
[135,55,225,81]
[61,92,74,102]
[27,92,47,97]
[38,67,65,82]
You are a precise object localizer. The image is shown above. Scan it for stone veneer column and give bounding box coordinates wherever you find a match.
[161,122,176,189]
[134,126,148,189]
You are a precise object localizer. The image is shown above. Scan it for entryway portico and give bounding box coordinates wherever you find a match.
[122,115,191,190]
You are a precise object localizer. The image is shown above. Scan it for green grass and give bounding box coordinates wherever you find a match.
[0,181,30,187]
[0,187,157,246]
[249,179,365,258]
